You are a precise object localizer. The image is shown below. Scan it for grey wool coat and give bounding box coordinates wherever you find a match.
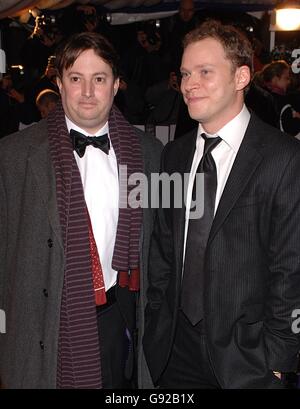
[0,119,161,389]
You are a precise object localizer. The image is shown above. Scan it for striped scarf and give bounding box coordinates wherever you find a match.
[47,101,143,388]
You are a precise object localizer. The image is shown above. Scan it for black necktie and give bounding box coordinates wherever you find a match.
[70,129,110,158]
[181,133,222,325]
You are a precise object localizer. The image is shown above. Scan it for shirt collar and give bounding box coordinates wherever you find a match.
[65,115,109,137]
[197,104,250,153]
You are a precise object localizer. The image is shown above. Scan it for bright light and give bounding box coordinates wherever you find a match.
[29,8,40,18]
[276,8,300,30]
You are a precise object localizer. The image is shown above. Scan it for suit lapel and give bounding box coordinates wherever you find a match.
[28,137,64,250]
[175,129,198,175]
[173,129,197,216]
[208,115,265,245]
[173,130,197,272]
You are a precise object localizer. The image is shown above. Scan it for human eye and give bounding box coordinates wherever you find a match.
[180,71,189,80]
[200,69,210,76]
[95,76,105,83]
[70,76,80,83]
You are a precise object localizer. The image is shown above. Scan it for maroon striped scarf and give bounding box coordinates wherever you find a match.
[47,101,143,388]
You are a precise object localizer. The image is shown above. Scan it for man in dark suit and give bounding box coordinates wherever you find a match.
[0,32,162,389]
[143,20,300,389]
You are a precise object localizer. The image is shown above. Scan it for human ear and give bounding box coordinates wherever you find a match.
[236,66,251,91]
[113,78,120,96]
[56,76,62,93]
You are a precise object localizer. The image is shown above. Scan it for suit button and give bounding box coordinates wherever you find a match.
[47,239,53,248]
[43,289,48,297]
[39,341,44,350]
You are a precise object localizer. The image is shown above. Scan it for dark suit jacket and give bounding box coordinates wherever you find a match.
[0,119,162,389]
[143,114,300,389]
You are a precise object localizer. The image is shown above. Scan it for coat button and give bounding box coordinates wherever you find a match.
[47,239,53,248]
[43,289,48,297]
[39,341,44,350]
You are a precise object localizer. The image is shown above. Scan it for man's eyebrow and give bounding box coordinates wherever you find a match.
[67,71,109,76]
[180,64,215,71]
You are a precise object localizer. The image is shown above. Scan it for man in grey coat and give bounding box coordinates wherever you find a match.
[0,32,161,389]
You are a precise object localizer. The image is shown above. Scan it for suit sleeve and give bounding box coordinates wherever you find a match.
[264,148,300,372]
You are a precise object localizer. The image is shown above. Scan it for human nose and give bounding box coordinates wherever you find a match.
[182,73,198,93]
[82,79,94,98]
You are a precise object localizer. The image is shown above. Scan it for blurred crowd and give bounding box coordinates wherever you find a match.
[1,0,300,142]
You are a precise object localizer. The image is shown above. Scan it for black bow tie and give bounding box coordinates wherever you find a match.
[70,129,110,158]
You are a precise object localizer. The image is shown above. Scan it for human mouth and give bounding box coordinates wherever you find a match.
[80,100,96,107]
[186,96,206,104]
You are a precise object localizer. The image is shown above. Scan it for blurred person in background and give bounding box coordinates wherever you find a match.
[35,88,60,118]
[168,0,200,71]
[0,66,39,135]
[246,60,300,136]
[33,55,59,101]
[0,72,22,137]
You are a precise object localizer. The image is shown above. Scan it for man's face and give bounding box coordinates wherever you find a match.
[1,75,12,91]
[179,0,195,22]
[38,101,57,119]
[180,37,250,134]
[274,68,291,94]
[57,49,119,134]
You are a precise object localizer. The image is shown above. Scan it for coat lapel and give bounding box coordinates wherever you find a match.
[28,136,64,250]
[208,115,265,245]
[175,129,198,175]
[172,130,197,272]
[173,129,197,215]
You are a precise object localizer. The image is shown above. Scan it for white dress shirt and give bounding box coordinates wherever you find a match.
[66,116,119,291]
[183,104,251,262]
